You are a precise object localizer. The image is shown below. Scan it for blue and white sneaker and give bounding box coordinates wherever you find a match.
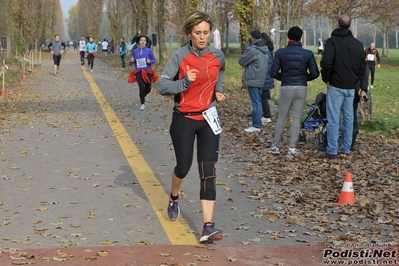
[167,192,180,221]
[199,222,223,244]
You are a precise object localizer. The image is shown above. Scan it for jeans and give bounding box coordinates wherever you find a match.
[247,87,262,129]
[326,85,354,155]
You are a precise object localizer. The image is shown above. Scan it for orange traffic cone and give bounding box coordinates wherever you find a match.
[335,173,356,205]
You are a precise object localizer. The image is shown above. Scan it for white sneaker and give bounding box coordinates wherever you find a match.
[139,104,145,111]
[261,117,272,123]
[288,148,298,156]
[90,69,93,72]
[268,145,280,154]
[244,126,261,133]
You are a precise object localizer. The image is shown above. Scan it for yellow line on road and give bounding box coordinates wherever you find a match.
[81,67,198,245]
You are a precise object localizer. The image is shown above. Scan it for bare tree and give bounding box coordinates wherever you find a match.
[157,0,167,64]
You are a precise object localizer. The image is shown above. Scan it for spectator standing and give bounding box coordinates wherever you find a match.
[364,42,380,89]
[47,34,66,77]
[213,29,221,49]
[260,32,275,123]
[268,26,319,155]
[319,15,365,159]
[151,33,157,47]
[157,10,226,244]
[79,35,86,65]
[120,37,126,69]
[101,39,108,56]
[352,71,369,151]
[238,29,269,133]
[128,35,157,111]
[85,36,97,72]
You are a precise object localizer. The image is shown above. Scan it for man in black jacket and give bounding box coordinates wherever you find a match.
[319,15,366,159]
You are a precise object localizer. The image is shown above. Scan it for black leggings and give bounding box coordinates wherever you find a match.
[170,112,219,200]
[365,63,375,85]
[87,53,94,69]
[121,54,125,68]
[135,72,152,104]
[261,90,271,118]
[80,51,85,63]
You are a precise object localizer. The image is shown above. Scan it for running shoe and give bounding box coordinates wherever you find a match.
[167,192,180,221]
[268,145,280,154]
[199,222,223,244]
[287,148,298,156]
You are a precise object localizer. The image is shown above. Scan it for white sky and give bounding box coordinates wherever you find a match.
[60,0,78,19]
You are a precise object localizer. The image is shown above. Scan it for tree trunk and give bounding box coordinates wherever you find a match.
[357,91,372,121]
[157,0,167,65]
[224,18,230,55]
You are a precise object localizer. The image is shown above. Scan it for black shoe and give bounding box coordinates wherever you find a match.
[318,153,338,159]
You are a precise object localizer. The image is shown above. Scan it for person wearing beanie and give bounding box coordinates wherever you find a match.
[250,29,262,40]
[239,29,269,133]
[287,26,303,41]
[268,26,319,156]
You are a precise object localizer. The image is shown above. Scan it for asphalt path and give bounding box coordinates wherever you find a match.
[1,50,397,265]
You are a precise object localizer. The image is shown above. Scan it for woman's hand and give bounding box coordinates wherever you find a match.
[130,57,135,62]
[215,91,226,102]
[185,65,199,82]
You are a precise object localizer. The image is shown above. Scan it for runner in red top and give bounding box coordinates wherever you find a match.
[158,10,226,244]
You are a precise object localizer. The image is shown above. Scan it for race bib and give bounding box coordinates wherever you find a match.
[367,54,375,61]
[136,58,147,69]
[202,106,222,135]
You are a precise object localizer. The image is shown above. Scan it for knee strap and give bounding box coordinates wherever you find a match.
[199,161,217,200]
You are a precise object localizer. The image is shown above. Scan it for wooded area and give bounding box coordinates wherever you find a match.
[0,0,63,56]
[1,0,399,61]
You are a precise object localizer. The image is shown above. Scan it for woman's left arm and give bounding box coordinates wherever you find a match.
[148,49,156,64]
[215,55,226,102]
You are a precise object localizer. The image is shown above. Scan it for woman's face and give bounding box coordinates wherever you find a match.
[89,37,93,43]
[190,21,211,50]
[139,37,147,47]
[120,37,124,42]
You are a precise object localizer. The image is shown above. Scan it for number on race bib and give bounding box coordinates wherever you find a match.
[136,58,147,69]
[367,54,375,61]
[203,106,222,135]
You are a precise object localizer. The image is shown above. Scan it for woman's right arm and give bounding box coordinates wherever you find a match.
[158,53,191,96]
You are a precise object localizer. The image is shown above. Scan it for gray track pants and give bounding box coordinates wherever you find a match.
[273,86,307,148]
